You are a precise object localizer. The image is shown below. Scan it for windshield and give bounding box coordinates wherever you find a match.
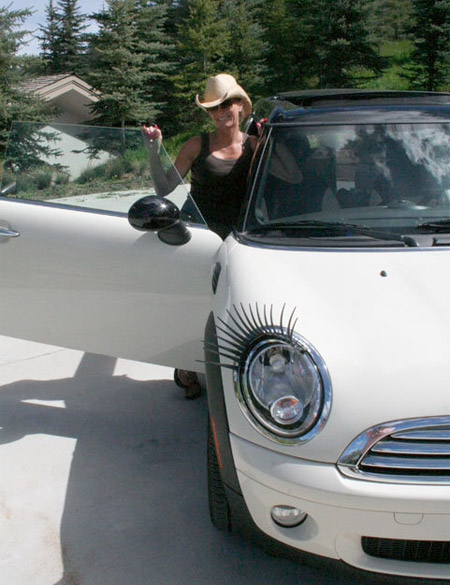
[244,123,450,243]
[0,121,205,224]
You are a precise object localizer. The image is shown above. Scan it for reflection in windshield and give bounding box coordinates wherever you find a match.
[0,122,205,224]
[386,124,450,184]
[246,123,450,235]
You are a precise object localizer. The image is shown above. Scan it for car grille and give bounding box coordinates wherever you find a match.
[362,537,450,564]
[338,416,450,484]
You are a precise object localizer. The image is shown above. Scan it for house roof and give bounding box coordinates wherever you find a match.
[21,73,98,100]
[21,73,99,123]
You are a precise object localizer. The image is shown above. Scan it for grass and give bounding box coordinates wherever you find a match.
[163,131,193,161]
[356,39,413,90]
[2,146,154,201]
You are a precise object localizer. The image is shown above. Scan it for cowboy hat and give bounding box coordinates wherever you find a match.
[195,73,252,117]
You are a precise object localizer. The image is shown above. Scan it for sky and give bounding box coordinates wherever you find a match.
[12,0,107,55]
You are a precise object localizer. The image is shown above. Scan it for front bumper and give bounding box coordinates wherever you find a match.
[231,434,450,579]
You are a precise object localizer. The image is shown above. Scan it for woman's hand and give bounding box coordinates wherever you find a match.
[142,123,162,154]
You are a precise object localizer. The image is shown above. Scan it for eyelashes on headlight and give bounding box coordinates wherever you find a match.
[203,303,332,444]
[204,303,299,370]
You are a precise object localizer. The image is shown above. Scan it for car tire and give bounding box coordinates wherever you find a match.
[207,418,231,532]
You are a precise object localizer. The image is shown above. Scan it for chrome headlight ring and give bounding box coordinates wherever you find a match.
[236,329,332,444]
[211,304,332,445]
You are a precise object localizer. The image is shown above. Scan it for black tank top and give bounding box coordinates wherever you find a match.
[190,133,253,238]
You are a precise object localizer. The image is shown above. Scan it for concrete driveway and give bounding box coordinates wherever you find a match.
[0,336,438,585]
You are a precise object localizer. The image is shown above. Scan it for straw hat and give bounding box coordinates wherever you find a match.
[195,73,252,117]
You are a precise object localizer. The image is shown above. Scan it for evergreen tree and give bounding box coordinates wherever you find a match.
[134,0,175,118]
[0,6,50,159]
[261,0,312,93]
[39,0,88,74]
[39,0,61,72]
[57,0,88,73]
[219,0,268,100]
[301,0,383,87]
[170,0,230,133]
[88,0,172,129]
[165,0,190,32]
[405,0,450,90]
[366,0,413,40]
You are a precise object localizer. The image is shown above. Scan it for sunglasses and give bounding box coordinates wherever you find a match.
[209,98,239,112]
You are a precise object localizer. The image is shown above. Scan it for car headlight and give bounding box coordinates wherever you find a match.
[237,330,331,444]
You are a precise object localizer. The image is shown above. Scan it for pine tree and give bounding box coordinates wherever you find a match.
[0,6,50,160]
[405,0,450,90]
[134,0,175,119]
[88,0,172,129]
[39,0,87,74]
[39,0,61,72]
[170,0,231,133]
[219,0,268,101]
[261,0,312,93]
[366,0,413,40]
[300,0,383,87]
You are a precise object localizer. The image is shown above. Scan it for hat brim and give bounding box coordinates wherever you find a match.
[195,88,252,117]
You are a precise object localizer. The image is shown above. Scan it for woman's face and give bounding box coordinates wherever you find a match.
[208,98,243,129]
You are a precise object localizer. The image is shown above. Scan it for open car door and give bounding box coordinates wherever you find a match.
[0,122,222,370]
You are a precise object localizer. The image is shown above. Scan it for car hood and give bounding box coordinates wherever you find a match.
[219,242,450,461]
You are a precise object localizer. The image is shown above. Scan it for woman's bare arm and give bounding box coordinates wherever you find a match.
[143,126,201,197]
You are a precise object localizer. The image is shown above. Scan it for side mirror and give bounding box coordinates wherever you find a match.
[128,195,191,246]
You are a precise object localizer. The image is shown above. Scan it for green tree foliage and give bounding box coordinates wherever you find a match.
[257,0,383,92]
[0,5,50,159]
[366,0,413,40]
[3,123,62,173]
[88,0,173,129]
[7,0,450,143]
[39,0,88,74]
[39,0,61,72]
[219,0,268,100]
[299,0,383,87]
[169,0,269,133]
[405,0,450,90]
[133,0,175,119]
[168,0,230,132]
[260,0,310,93]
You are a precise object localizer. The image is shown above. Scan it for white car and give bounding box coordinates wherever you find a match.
[1,91,449,580]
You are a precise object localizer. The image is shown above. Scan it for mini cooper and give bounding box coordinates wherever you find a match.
[1,90,449,580]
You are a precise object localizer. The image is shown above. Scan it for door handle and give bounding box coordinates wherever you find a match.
[0,226,20,237]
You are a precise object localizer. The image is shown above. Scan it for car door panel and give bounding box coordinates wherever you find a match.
[0,198,222,370]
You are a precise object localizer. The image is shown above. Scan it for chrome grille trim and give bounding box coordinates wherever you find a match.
[362,454,450,471]
[392,429,450,441]
[371,440,447,456]
[338,416,450,484]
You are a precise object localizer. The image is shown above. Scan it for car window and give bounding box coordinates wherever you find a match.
[0,121,205,225]
[245,123,450,235]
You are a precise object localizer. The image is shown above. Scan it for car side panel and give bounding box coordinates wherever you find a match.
[0,199,222,369]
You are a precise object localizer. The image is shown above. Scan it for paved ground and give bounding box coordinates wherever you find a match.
[0,336,438,585]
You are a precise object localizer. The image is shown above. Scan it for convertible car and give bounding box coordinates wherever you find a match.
[1,90,449,579]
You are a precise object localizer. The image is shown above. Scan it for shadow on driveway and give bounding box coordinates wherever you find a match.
[0,353,435,585]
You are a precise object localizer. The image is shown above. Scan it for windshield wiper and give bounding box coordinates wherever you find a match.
[417,219,450,232]
[250,220,414,245]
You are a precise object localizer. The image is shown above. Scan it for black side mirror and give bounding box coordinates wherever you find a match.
[128,195,191,246]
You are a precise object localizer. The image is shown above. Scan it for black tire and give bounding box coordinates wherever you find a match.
[207,419,231,531]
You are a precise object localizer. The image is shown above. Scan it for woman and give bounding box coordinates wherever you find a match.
[143,73,257,237]
[142,73,257,398]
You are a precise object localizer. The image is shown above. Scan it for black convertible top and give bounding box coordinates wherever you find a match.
[250,90,450,126]
[272,89,450,107]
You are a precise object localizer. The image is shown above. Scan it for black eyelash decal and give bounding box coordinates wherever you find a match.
[202,303,298,371]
